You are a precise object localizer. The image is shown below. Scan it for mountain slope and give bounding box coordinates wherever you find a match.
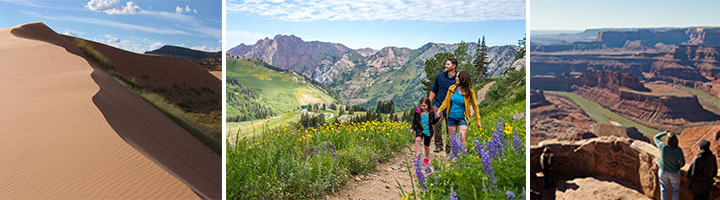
[226,57,336,122]
[145,45,220,61]
[228,35,518,109]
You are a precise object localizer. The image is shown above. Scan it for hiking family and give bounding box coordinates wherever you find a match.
[411,58,482,165]
[540,132,717,200]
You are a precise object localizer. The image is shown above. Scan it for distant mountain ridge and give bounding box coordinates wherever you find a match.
[532,27,720,52]
[146,45,221,61]
[228,34,519,109]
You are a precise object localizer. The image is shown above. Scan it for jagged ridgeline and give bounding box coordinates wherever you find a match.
[226,57,337,122]
[228,35,519,110]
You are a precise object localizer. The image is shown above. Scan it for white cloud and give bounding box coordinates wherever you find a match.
[174,4,196,15]
[227,0,525,22]
[86,0,140,15]
[96,35,163,53]
[62,30,84,36]
[225,30,268,48]
[22,11,189,35]
[149,42,165,50]
[86,0,194,21]
[181,24,221,39]
[139,10,194,21]
[105,34,120,43]
[190,45,221,52]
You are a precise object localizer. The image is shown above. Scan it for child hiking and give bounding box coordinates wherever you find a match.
[411,97,441,165]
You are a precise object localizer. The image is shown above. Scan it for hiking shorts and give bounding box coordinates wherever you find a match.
[415,130,432,146]
[446,117,467,127]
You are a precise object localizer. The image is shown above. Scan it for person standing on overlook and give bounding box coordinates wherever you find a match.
[688,139,717,200]
[655,132,685,200]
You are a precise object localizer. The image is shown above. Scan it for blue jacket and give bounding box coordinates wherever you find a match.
[431,71,457,107]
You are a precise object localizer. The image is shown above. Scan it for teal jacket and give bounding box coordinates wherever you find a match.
[655,132,685,172]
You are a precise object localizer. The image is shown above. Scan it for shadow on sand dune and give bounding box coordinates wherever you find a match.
[11,22,221,199]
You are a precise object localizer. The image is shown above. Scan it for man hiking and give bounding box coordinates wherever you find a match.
[429,58,458,154]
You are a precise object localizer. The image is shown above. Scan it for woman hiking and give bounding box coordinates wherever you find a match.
[435,70,481,158]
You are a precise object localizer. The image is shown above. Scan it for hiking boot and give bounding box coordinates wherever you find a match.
[423,158,429,165]
[433,147,443,153]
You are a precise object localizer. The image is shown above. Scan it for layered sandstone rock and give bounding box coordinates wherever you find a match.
[531,136,720,200]
[591,124,650,143]
[534,69,720,128]
[679,125,720,167]
[554,177,651,200]
[530,90,551,108]
[576,69,649,92]
[531,92,597,145]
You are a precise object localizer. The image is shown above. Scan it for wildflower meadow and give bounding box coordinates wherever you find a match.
[226,120,413,199]
[400,100,526,200]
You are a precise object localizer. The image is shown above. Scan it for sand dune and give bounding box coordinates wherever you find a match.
[61,34,221,113]
[0,22,220,199]
[210,71,222,80]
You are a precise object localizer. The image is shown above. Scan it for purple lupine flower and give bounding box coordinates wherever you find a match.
[480,147,495,187]
[495,129,506,156]
[449,188,458,200]
[496,117,504,133]
[450,134,466,160]
[486,125,506,159]
[510,112,525,120]
[506,191,515,200]
[513,130,522,151]
[474,140,483,157]
[425,164,432,175]
[414,154,426,190]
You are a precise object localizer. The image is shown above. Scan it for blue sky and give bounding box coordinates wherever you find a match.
[531,0,720,31]
[227,0,526,50]
[0,0,221,53]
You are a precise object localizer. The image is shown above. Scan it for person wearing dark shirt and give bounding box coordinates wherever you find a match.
[540,147,554,188]
[428,58,458,153]
[688,139,717,200]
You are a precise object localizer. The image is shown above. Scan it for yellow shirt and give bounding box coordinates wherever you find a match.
[437,84,481,126]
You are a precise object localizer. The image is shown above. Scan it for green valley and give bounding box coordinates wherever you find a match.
[226,57,337,122]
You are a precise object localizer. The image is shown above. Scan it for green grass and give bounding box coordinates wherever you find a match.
[472,77,500,91]
[227,111,303,140]
[547,91,660,138]
[226,64,527,199]
[227,120,412,199]
[74,38,220,154]
[400,101,526,200]
[227,58,336,117]
[227,109,370,141]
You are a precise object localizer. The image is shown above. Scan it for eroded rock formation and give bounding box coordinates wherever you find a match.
[533,69,720,128]
[531,92,596,145]
[531,136,720,200]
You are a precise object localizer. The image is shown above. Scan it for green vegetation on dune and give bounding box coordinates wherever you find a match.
[226,58,336,122]
[73,38,221,154]
[547,91,660,137]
